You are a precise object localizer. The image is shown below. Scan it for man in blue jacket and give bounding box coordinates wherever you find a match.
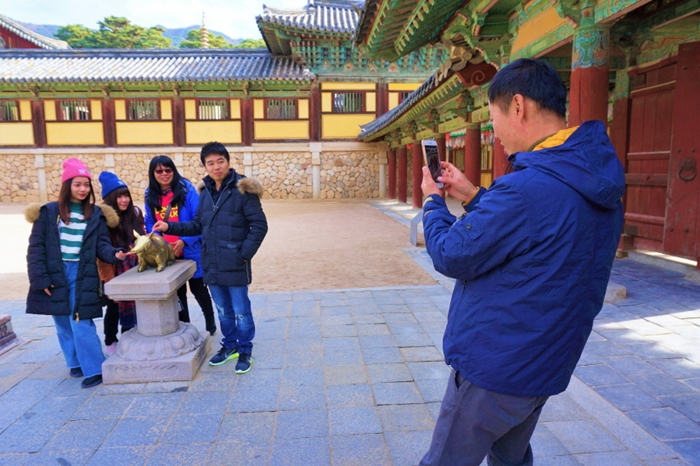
[419,59,625,465]
[153,142,268,374]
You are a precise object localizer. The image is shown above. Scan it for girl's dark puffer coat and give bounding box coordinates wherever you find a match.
[25,201,121,320]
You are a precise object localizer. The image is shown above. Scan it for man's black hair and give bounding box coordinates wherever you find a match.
[488,58,567,119]
[200,142,230,165]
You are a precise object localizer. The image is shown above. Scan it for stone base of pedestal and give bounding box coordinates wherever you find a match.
[103,323,209,384]
[0,314,21,357]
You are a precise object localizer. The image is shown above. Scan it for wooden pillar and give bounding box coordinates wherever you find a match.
[310,86,320,142]
[377,81,388,116]
[241,99,253,146]
[102,99,116,147]
[569,11,610,126]
[31,100,46,148]
[412,143,423,208]
[172,98,185,147]
[387,148,397,199]
[610,70,630,168]
[436,136,447,162]
[493,137,508,179]
[463,124,481,185]
[397,146,407,203]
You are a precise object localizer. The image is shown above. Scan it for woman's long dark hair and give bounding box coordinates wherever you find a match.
[102,186,145,249]
[58,178,95,224]
[145,155,187,219]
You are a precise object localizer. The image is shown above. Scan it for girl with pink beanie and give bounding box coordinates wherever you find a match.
[25,158,128,389]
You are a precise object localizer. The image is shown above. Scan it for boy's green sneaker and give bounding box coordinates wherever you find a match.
[209,345,239,366]
[235,354,253,374]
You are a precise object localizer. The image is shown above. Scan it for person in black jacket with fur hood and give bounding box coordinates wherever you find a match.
[26,158,128,389]
[153,142,267,374]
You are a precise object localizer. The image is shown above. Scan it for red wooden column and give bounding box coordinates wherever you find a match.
[102,99,116,147]
[493,137,508,179]
[31,100,46,148]
[310,86,320,142]
[397,146,407,203]
[376,81,388,116]
[412,143,423,208]
[436,135,447,162]
[241,99,254,146]
[463,124,481,185]
[172,98,185,147]
[569,10,610,126]
[387,148,397,199]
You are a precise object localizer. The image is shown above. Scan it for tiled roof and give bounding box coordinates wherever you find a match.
[359,75,437,139]
[0,49,315,83]
[257,0,361,35]
[0,14,70,50]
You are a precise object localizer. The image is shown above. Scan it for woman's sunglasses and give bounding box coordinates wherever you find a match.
[154,168,173,175]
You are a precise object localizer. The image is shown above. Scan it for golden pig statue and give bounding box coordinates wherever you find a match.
[130,231,176,272]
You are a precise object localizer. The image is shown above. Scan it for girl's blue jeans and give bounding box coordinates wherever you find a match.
[53,261,105,378]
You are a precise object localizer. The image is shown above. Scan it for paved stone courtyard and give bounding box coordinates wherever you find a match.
[2,201,700,465]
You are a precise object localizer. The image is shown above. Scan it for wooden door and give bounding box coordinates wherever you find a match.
[665,42,700,259]
[624,62,676,251]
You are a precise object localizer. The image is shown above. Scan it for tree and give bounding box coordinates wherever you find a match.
[55,24,94,48]
[55,16,171,49]
[233,39,266,49]
[179,29,232,49]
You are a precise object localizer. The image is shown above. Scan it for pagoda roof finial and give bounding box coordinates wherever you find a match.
[200,12,209,49]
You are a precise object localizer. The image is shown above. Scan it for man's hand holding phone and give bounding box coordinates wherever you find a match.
[438,162,480,204]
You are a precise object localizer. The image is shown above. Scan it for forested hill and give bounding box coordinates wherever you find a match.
[17,21,241,47]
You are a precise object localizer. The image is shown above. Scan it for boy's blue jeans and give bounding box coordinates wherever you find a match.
[53,261,105,378]
[208,285,255,355]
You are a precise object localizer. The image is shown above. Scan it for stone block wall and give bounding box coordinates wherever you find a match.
[0,142,388,204]
[252,151,314,200]
[0,155,38,203]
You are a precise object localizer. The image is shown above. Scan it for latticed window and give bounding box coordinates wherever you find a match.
[127,100,159,121]
[59,100,90,121]
[0,101,19,121]
[266,99,297,119]
[398,91,412,104]
[333,92,364,113]
[199,100,229,120]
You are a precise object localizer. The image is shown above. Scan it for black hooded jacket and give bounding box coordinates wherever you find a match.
[166,170,268,287]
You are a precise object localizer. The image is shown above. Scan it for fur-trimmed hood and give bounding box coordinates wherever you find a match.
[237,178,264,197]
[24,202,43,224]
[98,203,120,228]
[196,174,264,198]
[24,202,119,228]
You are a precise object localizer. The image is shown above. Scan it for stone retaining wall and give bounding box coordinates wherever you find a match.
[0,142,388,203]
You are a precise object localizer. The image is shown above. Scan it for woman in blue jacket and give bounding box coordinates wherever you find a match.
[144,155,216,335]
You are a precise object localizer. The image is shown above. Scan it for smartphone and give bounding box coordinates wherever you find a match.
[421,140,444,188]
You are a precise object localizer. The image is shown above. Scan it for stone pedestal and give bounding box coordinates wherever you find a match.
[102,260,208,384]
[0,314,21,356]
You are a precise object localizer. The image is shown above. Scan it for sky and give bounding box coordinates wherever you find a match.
[1,0,306,40]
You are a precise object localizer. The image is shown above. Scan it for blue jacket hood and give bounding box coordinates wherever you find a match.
[511,120,625,209]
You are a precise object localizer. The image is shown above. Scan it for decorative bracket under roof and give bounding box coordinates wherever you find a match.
[551,0,581,26]
[454,93,475,120]
[442,12,511,67]
[408,120,420,139]
[427,109,442,131]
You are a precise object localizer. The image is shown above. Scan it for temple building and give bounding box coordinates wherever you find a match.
[0,1,445,202]
[1,0,700,264]
[355,0,700,265]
